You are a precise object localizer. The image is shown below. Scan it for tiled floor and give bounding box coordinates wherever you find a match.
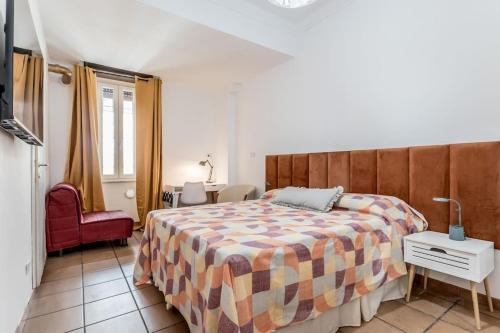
[20,231,188,333]
[340,288,500,333]
[19,231,500,333]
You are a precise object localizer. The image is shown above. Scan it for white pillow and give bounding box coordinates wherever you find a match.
[271,186,344,212]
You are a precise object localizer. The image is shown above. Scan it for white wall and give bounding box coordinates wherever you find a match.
[163,82,227,186]
[0,0,49,330]
[47,72,71,187]
[48,75,227,217]
[236,0,500,193]
[235,0,500,297]
[0,134,34,333]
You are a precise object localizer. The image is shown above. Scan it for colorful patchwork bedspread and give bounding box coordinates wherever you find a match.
[133,193,427,333]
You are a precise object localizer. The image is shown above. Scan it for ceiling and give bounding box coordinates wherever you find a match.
[39,0,289,87]
[15,0,40,54]
[39,0,339,87]
[246,0,330,23]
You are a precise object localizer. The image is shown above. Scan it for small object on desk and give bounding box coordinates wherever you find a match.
[199,154,215,183]
[404,231,494,330]
[433,197,465,241]
[449,224,465,241]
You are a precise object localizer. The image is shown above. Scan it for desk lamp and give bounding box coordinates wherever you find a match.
[433,197,465,241]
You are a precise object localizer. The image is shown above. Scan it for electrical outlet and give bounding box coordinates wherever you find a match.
[25,261,31,276]
[249,152,256,158]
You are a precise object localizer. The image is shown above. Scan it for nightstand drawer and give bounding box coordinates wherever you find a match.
[405,239,476,280]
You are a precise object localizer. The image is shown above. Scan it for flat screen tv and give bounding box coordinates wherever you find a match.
[0,0,44,146]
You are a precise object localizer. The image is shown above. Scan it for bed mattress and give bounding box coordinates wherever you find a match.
[133,193,426,332]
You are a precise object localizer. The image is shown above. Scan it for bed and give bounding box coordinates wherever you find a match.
[133,192,427,333]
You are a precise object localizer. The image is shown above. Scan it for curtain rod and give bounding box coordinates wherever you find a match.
[83,61,154,80]
[14,46,32,55]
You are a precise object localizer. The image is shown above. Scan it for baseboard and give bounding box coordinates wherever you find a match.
[15,296,31,333]
[414,274,500,309]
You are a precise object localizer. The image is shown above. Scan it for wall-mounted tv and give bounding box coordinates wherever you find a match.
[0,0,44,146]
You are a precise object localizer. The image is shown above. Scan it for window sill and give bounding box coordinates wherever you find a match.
[101,178,136,184]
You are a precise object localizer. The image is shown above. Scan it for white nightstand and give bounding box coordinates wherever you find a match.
[404,231,495,330]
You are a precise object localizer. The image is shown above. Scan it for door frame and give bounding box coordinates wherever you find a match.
[31,146,47,287]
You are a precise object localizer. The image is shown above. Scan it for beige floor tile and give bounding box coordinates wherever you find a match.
[84,278,129,303]
[126,275,149,291]
[68,329,84,333]
[83,257,120,273]
[84,292,137,325]
[45,253,81,270]
[125,236,140,247]
[27,288,83,318]
[141,303,184,332]
[342,317,403,333]
[402,292,454,318]
[376,300,435,333]
[133,231,144,241]
[459,299,500,321]
[426,288,462,303]
[156,321,190,333]
[82,248,115,264]
[132,286,165,308]
[83,266,123,286]
[427,320,470,333]
[85,311,147,333]
[442,304,500,332]
[41,264,82,283]
[32,276,82,299]
[121,263,135,277]
[115,246,139,258]
[118,254,137,266]
[23,305,83,333]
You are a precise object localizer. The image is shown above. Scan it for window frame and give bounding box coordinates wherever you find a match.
[97,78,136,182]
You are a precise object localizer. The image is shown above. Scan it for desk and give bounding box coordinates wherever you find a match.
[163,183,226,208]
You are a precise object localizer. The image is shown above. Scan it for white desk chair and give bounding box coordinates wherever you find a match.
[217,185,256,203]
[180,182,207,206]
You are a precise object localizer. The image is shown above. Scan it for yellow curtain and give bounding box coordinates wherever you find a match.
[64,65,105,212]
[13,53,28,121]
[13,52,44,139]
[26,56,44,139]
[135,77,163,227]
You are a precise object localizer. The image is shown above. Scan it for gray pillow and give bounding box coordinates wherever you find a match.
[271,186,344,212]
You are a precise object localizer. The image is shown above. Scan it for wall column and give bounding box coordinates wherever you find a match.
[227,83,240,185]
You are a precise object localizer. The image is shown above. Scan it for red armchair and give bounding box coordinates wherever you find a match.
[45,183,134,254]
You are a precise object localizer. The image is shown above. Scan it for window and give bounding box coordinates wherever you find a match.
[97,79,135,181]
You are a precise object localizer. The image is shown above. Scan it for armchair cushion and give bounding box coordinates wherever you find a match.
[81,210,133,244]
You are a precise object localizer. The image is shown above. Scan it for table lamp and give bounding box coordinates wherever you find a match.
[199,156,215,183]
[433,197,465,241]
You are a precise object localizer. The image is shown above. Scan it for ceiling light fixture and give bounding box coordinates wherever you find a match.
[267,0,318,9]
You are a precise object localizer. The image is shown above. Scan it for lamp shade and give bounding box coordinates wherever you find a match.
[433,197,450,202]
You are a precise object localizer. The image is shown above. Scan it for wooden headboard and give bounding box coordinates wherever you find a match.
[265,141,500,249]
